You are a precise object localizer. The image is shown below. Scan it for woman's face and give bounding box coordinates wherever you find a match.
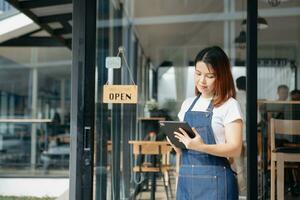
[194,61,216,98]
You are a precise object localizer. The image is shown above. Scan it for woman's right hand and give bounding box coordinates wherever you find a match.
[166,136,181,154]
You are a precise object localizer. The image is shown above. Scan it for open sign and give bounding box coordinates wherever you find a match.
[103,85,138,104]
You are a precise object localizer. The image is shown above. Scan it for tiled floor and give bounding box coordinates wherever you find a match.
[135,177,176,200]
[133,174,299,200]
[135,177,249,200]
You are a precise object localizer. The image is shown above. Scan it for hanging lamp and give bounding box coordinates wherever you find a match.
[242,16,268,30]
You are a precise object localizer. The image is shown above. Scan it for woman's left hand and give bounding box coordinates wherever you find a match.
[174,127,205,150]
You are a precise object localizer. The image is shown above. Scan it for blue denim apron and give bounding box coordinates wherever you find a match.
[176,95,238,200]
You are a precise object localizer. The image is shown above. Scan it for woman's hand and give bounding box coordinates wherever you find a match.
[174,127,205,150]
[166,136,181,154]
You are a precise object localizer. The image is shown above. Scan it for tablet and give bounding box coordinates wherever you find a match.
[159,121,195,149]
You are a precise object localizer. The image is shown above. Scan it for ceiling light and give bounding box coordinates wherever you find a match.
[242,16,268,30]
[234,30,246,48]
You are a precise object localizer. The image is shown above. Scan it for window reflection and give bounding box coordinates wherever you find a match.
[0,47,71,177]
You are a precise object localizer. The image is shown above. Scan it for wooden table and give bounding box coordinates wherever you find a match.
[129,141,172,200]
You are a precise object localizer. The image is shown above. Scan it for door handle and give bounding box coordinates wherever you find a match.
[84,126,91,151]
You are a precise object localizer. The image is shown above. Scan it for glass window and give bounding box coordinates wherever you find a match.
[257,1,300,199]
[0,47,71,177]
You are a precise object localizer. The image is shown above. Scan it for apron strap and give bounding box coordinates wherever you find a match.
[187,95,214,112]
[206,100,214,112]
[187,95,201,112]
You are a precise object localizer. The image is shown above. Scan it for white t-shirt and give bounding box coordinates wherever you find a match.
[178,96,243,144]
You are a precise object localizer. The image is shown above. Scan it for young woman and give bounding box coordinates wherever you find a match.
[168,46,243,199]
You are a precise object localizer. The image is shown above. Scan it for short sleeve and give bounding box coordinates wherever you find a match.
[223,99,243,125]
[178,102,186,121]
[177,98,193,121]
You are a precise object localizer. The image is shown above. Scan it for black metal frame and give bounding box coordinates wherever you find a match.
[69,0,96,199]
[18,0,72,9]
[111,5,123,199]
[121,24,136,199]
[39,13,72,24]
[4,0,72,48]
[0,36,69,47]
[94,1,110,199]
[246,0,258,199]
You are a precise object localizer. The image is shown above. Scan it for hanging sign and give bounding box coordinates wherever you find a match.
[103,47,138,104]
[103,85,138,104]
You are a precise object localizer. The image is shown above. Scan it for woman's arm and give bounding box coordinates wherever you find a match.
[174,119,243,157]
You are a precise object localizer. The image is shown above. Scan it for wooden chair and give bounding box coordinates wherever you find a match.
[129,141,173,200]
[270,119,300,200]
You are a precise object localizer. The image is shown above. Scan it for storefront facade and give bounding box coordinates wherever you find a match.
[1,0,300,199]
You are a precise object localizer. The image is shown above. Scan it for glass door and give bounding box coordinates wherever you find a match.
[94,0,250,199]
[257,1,300,199]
